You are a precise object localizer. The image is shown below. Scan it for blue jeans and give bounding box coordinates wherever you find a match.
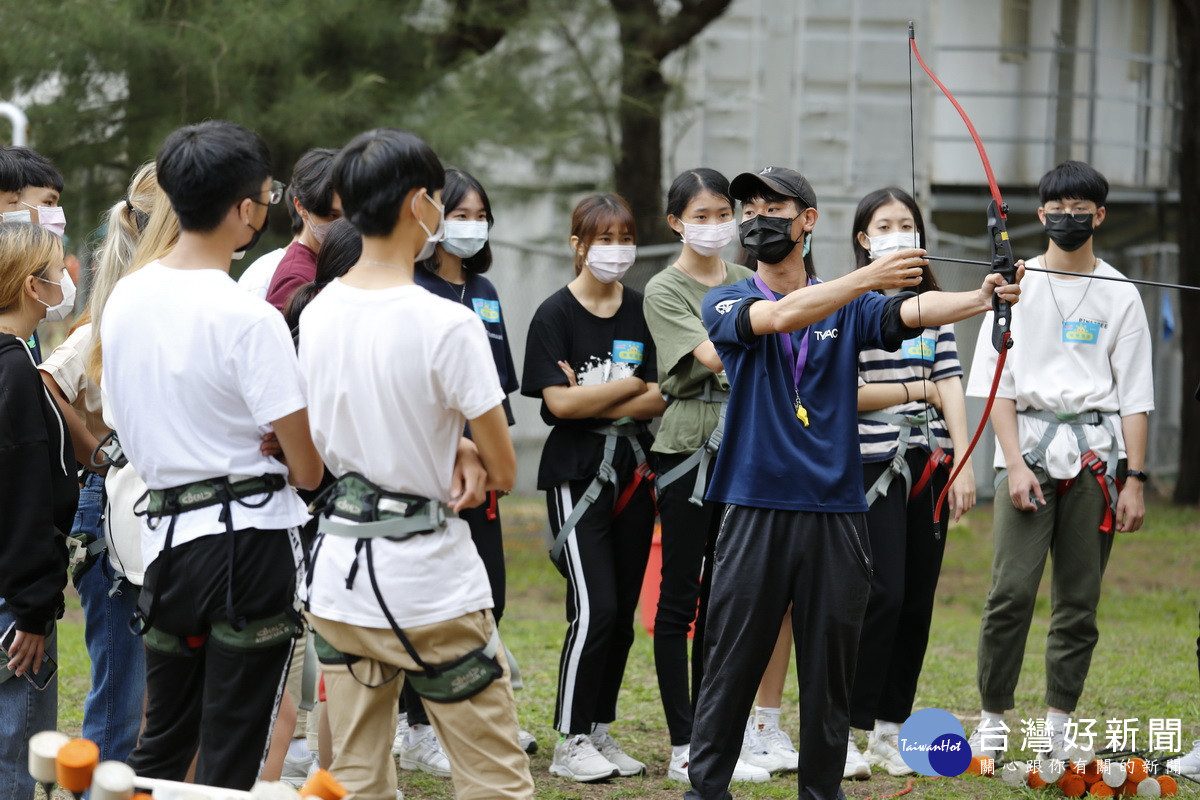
[0,599,57,800]
[74,471,145,763]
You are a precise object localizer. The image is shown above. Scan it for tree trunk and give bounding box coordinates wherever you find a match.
[1172,0,1200,503]
[614,43,670,244]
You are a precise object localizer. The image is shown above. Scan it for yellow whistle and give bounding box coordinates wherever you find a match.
[795,402,810,427]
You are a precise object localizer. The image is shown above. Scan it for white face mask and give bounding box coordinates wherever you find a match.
[441,219,489,259]
[36,272,76,322]
[682,219,736,257]
[585,244,637,284]
[26,203,66,237]
[2,209,32,225]
[867,231,920,259]
[414,193,446,262]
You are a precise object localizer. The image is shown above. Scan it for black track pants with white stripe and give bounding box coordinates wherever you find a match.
[546,476,656,736]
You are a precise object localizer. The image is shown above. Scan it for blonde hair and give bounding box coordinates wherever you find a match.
[86,172,180,383]
[0,222,65,314]
[129,188,181,273]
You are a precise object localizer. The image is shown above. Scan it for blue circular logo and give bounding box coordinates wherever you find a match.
[897,709,970,777]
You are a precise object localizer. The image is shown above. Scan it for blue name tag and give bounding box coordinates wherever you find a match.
[1062,320,1100,344]
[612,339,644,365]
[902,335,935,360]
[472,298,500,323]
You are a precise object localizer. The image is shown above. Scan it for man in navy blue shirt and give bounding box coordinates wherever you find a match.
[685,167,1022,800]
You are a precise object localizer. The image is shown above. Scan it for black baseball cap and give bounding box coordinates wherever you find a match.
[730,167,818,209]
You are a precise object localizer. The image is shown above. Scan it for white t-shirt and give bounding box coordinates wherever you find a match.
[237,246,288,300]
[39,323,109,440]
[966,256,1154,479]
[299,279,504,629]
[101,261,310,566]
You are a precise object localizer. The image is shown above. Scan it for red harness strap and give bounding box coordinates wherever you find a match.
[614,461,657,518]
[910,448,953,500]
[485,490,499,521]
[1055,450,1122,535]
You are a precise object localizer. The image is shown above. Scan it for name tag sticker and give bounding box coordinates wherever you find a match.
[1062,320,1100,344]
[472,298,500,323]
[612,339,644,365]
[903,335,935,359]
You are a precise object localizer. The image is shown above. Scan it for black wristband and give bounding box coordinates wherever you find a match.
[1125,469,1149,483]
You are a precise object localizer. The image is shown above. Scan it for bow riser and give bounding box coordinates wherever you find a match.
[987,199,1018,352]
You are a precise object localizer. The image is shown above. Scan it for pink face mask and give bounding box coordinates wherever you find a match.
[23,203,67,237]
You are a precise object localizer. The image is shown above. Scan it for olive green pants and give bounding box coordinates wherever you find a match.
[977,467,1114,712]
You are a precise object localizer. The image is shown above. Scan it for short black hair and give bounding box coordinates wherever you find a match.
[0,148,21,193]
[334,128,444,238]
[156,120,272,232]
[419,167,493,275]
[290,148,339,218]
[8,146,64,193]
[1038,161,1109,206]
[666,168,734,218]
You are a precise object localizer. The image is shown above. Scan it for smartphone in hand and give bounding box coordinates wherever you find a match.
[1,622,58,690]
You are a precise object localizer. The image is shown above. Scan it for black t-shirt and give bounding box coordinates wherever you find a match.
[521,285,658,489]
[414,268,520,425]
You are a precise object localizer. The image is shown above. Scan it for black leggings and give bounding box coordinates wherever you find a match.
[402,492,506,728]
[652,452,719,745]
[849,448,949,729]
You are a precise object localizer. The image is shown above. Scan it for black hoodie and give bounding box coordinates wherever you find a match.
[0,333,74,633]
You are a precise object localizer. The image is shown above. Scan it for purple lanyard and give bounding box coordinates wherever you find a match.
[753,273,811,398]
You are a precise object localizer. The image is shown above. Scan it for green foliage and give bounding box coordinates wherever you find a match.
[0,0,734,255]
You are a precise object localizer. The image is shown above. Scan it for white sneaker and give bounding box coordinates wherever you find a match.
[589,729,646,776]
[865,729,913,776]
[740,717,792,773]
[668,747,692,783]
[844,735,871,780]
[391,713,410,755]
[666,746,771,784]
[281,747,316,787]
[732,757,771,783]
[758,723,799,772]
[397,725,452,778]
[967,721,1006,761]
[1047,718,1072,761]
[1167,739,1200,778]
[549,734,620,782]
[518,728,538,754]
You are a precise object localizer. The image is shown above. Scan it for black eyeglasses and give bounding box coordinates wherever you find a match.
[247,180,286,206]
[1045,212,1093,224]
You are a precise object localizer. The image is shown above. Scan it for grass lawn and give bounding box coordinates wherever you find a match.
[53,496,1200,799]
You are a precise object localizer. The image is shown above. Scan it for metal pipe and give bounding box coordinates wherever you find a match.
[0,101,28,146]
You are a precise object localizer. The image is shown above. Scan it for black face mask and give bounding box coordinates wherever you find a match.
[739,215,800,264]
[1044,213,1094,252]
[237,208,270,257]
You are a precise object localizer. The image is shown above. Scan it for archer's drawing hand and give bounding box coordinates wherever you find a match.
[864,248,927,291]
